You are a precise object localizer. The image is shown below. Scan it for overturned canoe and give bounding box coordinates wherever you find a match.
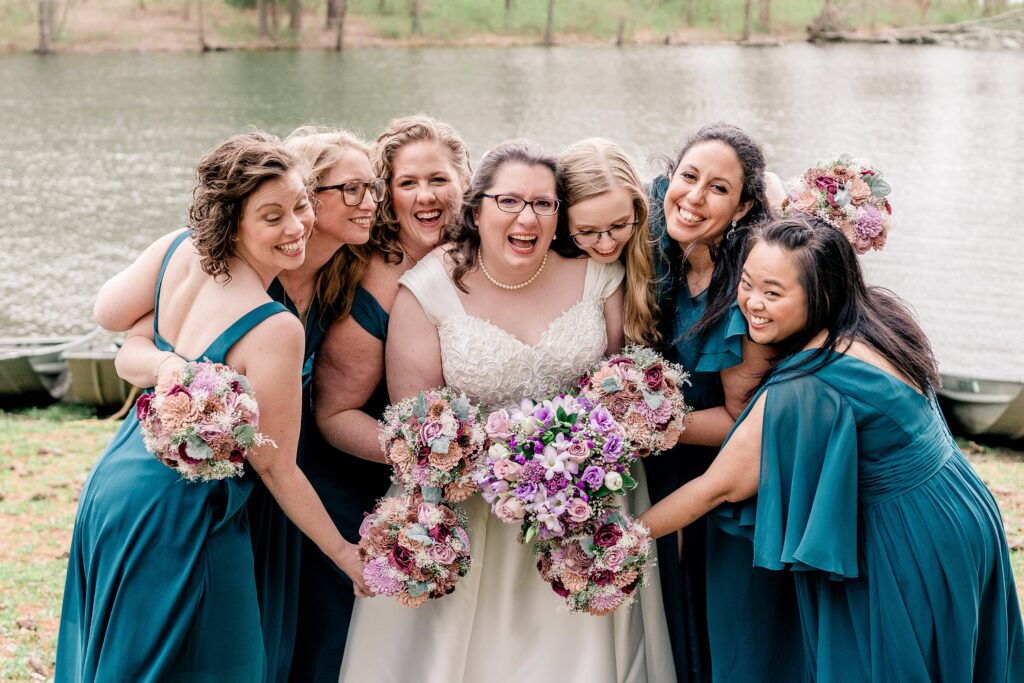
[938,373,1024,441]
[0,328,99,408]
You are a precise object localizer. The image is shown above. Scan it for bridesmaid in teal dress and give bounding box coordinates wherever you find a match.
[295,115,473,682]
[57,132,368,682]
[640,216,1024,681]
[645,123,775,681]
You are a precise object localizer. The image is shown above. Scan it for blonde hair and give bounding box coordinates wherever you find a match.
[370,114,472,264]
[559,138,661,345]
[284,125,373,324]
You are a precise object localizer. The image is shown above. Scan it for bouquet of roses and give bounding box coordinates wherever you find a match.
[379,387,487,503]
[577,346,690,458]
[535,509,652,616]
[475,392,639,544]
[782,153,893,254]
[137,360,274,482]
[358,488,473,608]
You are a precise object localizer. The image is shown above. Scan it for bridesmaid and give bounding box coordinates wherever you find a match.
[640,216,1024,681]
[100,126,381,682]
[56,132,367,682]
[646,122,774,681]
[293,114,472,683]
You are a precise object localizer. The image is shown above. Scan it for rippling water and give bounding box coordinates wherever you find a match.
[1,45,1021,379]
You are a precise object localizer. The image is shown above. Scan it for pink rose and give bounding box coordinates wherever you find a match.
[594,523,623,548]
[484,410,513,440]
[643,364,664,390]
[565,440,590,463]
[492,459,521,481]
[387,544,414,574]
[566,499,592,523]
[429,543,457,564]
[359,513,376,538]
[602,546,627,571]
[419,419,445,446]
[494,496,526,523]
[135,392,153,421]
[198,423,225,442]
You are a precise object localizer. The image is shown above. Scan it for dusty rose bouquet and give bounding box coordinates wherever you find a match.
[577,345,690,458]
[379,387,487,503]
[782,154,893,254]
[475,393,639,544]
[535,509,652,616]
[358,489,472,608]
[137,361,274,482]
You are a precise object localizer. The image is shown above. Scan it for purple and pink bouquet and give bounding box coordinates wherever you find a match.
[782,153,893,254]
[137,361,274,482]
[577,346,690,458]
[535,509,652,616]
[379,387,487,503]
[358,489,472,608]
[475,393,639,544]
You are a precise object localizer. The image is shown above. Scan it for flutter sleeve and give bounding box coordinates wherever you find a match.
[396,252,464,327]
[694,301,747,372]
[713,373,861,580]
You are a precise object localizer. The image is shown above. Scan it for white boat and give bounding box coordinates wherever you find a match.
[938,373,1024,441]
[0,328,100,407]
[61,332,136,411]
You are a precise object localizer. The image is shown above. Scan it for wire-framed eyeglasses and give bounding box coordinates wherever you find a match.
[483,193,561,216]
[571,221,637,247]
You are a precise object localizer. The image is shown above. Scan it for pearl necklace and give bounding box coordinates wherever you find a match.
[478,248,548,291]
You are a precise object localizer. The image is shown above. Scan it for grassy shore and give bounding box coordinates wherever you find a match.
[0,404,1021,680]
[1,0,993,53]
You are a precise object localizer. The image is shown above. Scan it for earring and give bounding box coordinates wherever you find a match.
[553,233,558,241]
[732,220,738,228]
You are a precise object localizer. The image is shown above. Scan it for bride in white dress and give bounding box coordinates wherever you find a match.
[340,141,676,683]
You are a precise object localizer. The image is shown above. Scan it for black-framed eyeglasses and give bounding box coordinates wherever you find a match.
[482,193,560,216]
[314,178,386,206]
[571,221,637,247]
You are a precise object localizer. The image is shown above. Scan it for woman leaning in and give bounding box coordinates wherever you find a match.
[640,216,1024,681]
[55,132,367,682]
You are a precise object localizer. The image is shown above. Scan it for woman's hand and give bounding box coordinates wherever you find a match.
[334,542,374,598]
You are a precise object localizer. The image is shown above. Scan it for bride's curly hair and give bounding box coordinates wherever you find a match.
[189,131,303,280]
[444,140,563,292]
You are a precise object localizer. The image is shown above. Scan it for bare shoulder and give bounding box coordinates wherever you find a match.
[361,254,405,312]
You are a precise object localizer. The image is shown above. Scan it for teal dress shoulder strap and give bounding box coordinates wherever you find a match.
[350,285,389,342]
[199,301,290,362]
[153,231,191,352]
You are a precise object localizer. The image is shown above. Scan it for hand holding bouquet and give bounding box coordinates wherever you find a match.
[578,346,690,457]
[379,387,487,503]
[358,489,472,608]
[137,360,274,482]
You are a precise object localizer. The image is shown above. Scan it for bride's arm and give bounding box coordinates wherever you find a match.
[386,287,444,402]
[603,283,625,355]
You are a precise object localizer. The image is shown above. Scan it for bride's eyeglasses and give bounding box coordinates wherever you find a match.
[315,178,387,206]
[483,193,561,216]
[571,221,637,247]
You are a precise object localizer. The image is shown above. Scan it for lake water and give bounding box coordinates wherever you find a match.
[1,44,1021,379]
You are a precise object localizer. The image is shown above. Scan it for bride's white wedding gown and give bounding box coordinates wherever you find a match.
[340,252,676,683]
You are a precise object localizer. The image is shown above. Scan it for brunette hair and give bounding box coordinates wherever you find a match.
[444,140,562,292]
[370,114,472,264]
[750,215,940,392]
[189,131,301,280]
[284,126,374,324]
[558,138,660,345]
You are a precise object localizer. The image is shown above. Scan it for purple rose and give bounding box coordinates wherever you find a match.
[602,434,624,462]
[514,482,538,500]
[643,364,664,390]
[589,406,619,434]
[580,466,605,489]
[533,406,554,425]
[135,392,153,421]
[419,419,445,446]
[387,544,414,574]
[594,523,623,548]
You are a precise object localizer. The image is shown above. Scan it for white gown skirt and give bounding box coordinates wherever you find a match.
[339,460,677,683]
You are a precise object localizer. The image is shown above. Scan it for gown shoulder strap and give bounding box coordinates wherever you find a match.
[199,301,290,363]
[350,285,389,342]
[153,231,192,326]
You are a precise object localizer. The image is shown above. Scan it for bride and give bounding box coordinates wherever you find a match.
[340,141,676,682]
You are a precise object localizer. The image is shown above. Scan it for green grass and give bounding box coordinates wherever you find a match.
[0,406,1019,680]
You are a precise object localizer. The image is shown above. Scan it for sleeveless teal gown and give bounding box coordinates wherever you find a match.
[288,285,393,683]
[56,231,289,682]
[708,350,1024,681]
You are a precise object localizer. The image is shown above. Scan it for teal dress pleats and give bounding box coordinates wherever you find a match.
[289,284,393,683]
[708,350,1024,681]
[56,231,288,682]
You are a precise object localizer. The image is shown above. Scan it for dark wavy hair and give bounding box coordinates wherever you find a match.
[443,140,563,292]
[749,216,940,392]
[662,122,774,342]
[189,131,301,280]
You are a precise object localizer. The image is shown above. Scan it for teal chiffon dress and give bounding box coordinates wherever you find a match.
[288,285,393,683]
[708,350,1024,681]
[56,231,288,682]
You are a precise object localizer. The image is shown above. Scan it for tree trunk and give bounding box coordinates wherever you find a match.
[326,0,337,28]
[544,0,554,45]
[197,0,209,51]
[410,0,421,35]
[270,0,279,33]
[37,0,54,54]
[759,0,770,32]
[742,0,752,40]
[916,1,930,25]
[290,0,301,33]
[335,0,347,49]
[681,0,694,26]
[258,0,269,36]
[615,17,625,46]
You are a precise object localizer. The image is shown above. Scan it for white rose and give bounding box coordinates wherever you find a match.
[603,471,623,492]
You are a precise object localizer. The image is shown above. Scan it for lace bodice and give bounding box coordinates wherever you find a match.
[399,253,625,412]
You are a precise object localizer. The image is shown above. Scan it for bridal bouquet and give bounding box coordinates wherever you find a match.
[782,153,893,254]
[475,393,639,544]
[535,509,652,616]
[577,346,690,458]
[137,361,274,482]
[359,489,472,608]
[379,387,487,503]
